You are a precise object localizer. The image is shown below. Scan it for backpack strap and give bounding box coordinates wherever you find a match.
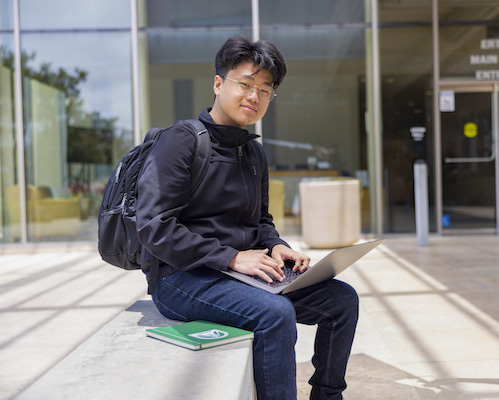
[147,257,159,295]
[185,119,211,192]
[147,119,210,295]
[144,127,165,142]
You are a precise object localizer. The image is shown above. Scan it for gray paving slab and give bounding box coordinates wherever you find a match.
[1,235,498,400]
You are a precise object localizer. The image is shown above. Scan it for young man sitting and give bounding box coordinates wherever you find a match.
[137,35,358,400]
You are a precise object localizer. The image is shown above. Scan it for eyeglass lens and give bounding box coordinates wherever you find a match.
[224,77,275,102]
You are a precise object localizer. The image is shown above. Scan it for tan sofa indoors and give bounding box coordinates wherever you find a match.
[299,179,361,248]
[6,185,81,241]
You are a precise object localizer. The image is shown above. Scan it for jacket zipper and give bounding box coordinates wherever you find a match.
[237,145,250,247]
[238,144,259,218]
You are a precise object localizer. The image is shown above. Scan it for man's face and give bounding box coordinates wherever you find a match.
[210,62,274,129]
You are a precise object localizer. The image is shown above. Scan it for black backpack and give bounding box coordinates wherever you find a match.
[98,119,210,291]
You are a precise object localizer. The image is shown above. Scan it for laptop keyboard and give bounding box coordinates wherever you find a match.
[253,265,302,288]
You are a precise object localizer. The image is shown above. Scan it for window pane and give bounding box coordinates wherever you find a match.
[440,25,499,80]
[0,35,16,243]
[145,0,251,28]
[20,32,133,242]
[380,26,434,233]
[261,0,365,25]
[140,0,251,131]
[0,0,13,30]
[439,0,499,83]
[379,0,432,23]
[258,0,367,234]
[262,27,365,179]
[20,0,130,29]
[439,1,499,22]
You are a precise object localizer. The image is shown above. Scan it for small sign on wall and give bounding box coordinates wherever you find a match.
[440,91,455,112]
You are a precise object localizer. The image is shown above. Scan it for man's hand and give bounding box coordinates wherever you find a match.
[229,249,285,283]
[271,244,310,273]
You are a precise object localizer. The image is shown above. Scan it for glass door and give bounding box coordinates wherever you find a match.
[440,85,498,233]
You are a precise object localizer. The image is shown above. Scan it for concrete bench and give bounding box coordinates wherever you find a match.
[17,299,255,400]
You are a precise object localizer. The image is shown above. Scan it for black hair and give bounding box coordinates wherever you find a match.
[214,36,287,89]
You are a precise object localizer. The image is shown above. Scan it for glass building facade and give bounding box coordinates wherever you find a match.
[1,0,498,244]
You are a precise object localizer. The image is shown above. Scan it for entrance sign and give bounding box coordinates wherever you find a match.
[481,39,499,50]
[476,70,499,80]
[471,39,499,80]
[470,54,498,65]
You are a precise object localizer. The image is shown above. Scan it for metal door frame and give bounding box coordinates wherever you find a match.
[435,81,499,234]
[432,0,499,235]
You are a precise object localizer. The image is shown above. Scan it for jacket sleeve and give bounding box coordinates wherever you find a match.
[136,123,238,272]
[256,143,290,250]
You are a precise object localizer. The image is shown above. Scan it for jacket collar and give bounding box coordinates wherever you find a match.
[199,108,260,147]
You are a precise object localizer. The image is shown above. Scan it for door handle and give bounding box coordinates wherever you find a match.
[444,154,495,163]
[446,109,497,164]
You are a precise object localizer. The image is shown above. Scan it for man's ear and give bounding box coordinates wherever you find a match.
[213,75,223,96]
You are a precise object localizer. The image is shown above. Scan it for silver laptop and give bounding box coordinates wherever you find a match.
[222,239,384,294]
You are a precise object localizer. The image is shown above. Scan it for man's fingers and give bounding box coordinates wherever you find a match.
[257,265,284,283]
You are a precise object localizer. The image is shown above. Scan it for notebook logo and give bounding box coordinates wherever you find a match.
[188,329,229,340]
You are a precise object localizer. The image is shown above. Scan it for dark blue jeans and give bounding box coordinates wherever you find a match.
[152,268,358,400]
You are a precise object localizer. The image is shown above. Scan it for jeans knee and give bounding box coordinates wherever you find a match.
[280,298,298,329]
[316,280,359,326]
[337,281,359,327]
[259,296,297,339]
[344,281,359,308]
[338,280,359,314]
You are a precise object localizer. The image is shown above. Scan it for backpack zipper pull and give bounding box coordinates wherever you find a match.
[120,193,127,211]
[115,162,123,183]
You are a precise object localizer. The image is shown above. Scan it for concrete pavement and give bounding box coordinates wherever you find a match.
[1,235,499,400]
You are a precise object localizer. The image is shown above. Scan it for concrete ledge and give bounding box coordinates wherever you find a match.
[16,300,255,400]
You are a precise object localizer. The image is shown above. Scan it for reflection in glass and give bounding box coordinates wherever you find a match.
[260,0,365,25]
[145,0,251,28]
[379,0,432,23]
[439,1,499,22]
[0,0,13,30]
[259,20,367,234]
[0,37,16,243]
[440,25,499,80]
[441,92,496,230]
[140,0,251,129]
[20,32,133,241]
[142,29,251,129]
[20,0,130,29]
[380,26,433,233]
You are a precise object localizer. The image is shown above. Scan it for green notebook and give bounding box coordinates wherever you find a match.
[146,320,254,351]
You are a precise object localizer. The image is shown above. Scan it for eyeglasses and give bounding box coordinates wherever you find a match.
[223,76,277,103]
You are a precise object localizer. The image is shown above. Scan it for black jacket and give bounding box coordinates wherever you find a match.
[136,108,288,278]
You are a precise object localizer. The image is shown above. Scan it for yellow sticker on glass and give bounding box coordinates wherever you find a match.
[463,122,478,138]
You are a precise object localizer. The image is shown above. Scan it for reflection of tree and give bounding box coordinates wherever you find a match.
[1,46,128,164]
[1,46,87,100]
[67,125,113,164]
[3,48,92,132]
[2,46,130,218]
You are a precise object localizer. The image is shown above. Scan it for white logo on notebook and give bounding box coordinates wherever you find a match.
[188,329,229,340]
